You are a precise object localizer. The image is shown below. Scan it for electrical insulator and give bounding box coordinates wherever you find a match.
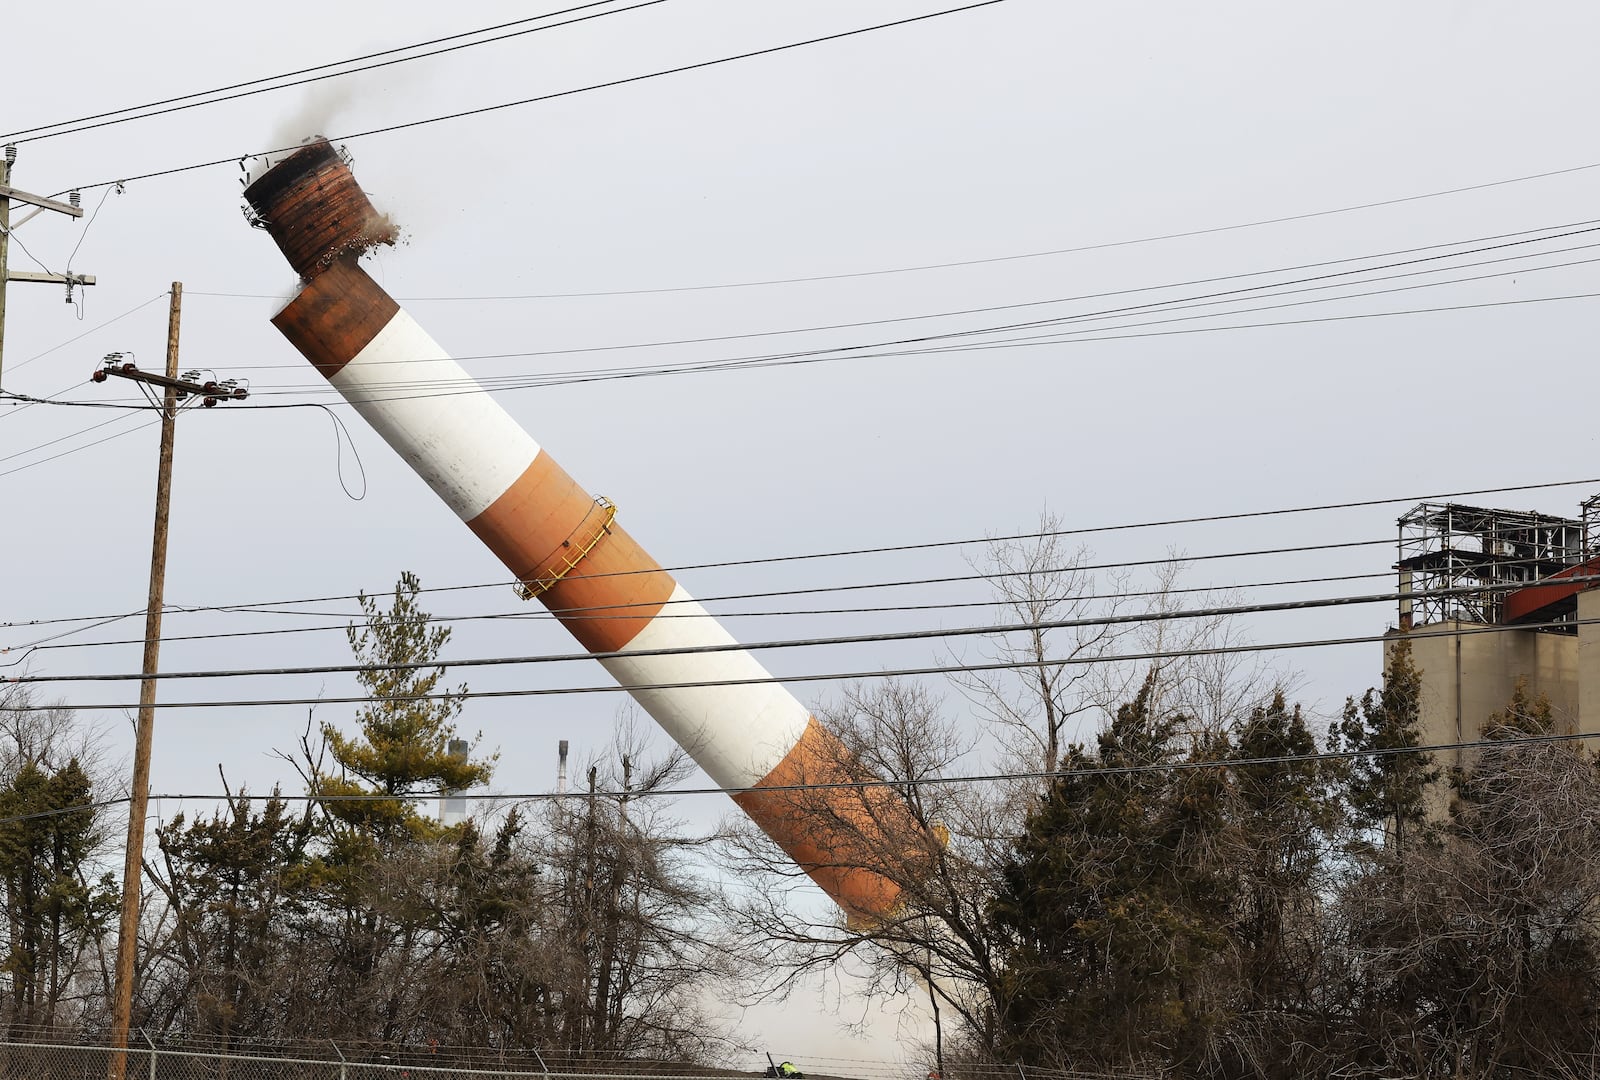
[3,145,15,168]
[69,191,81,210]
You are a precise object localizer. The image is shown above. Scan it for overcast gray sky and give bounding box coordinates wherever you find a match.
[4,0,1600,1064]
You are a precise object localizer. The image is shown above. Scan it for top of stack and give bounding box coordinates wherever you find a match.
[243,138,398,281]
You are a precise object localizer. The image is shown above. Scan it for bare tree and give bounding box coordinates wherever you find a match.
[950,515,1129,778]
[722,681,1011,1058]
[139,781,315,1042]
[1118,556,1299,743]
[721,521,1303,1065]
[1329,685,1600,1078]
[533,715,738,1061]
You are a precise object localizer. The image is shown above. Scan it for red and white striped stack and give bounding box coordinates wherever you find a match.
[246,142,918,922]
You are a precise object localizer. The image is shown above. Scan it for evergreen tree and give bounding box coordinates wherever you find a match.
[1333,637,1437,851]
[992,673,1228,1072]
[305,570,495,1043]
[0,758,115,1031]
[145,789,313,1040]
[1219,694,1341,1075]
[317,570,493,850]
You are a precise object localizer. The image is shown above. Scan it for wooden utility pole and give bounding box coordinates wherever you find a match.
[0,144,96,390]
[98,286,246,1080]
[106,282,181,1080]
[1,147,10,387]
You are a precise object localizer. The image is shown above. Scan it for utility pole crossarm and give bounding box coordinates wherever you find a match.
[6,271,95,285]
[0,146,97,391]
[0,185,83,218]
[93,358,248,405]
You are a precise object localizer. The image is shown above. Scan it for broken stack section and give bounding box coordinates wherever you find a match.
[244,140,919,922]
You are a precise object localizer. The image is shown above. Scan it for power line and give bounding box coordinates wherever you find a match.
[120,545,1588,626]
[1,1,668,144]
[976,240,1600,343]
[476,287,1600,400]
[2,532,1402,639]
[56,1,1015,195]
[5,537,1389,663]
[0,416,159,479]
[236,221,1600,392]
[13,259,1582,485]
[1,724,1592,830]
[0,796,130,828]
[907,250,1600,355]
[0,392,152,411]
[172,278,1600,409]
[196,212,1600,312]
[234,275,1600,406]
[0,292,168,383]
[165,728,1600,801]
[210,217,1600,374]
[5,615,1592,713]
[195,285,1600,416]
[115,167,1600,301]
[32,228,1600,423]
[7,570,1401,660]
[0,409,142,465]
[9,575,1592,689]
[6,474,1597,633]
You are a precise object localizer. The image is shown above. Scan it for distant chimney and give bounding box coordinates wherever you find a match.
[557,739,570,796]
[439,738,470,827]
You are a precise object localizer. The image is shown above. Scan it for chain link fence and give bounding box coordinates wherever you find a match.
[0,1036,1160,1080]
[0,1040,719,1080]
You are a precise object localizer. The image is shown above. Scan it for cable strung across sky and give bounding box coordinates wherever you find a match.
[0,0,671,144]
[15,574,1600,687]
[15,241,1600,479]
[49,1,1014,196]
[10,615,1598,715]
[2,725,1595,832]
[7,474,1600,635]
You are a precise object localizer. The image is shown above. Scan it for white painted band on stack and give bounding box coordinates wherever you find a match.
[598,585,815,790]
[330,310,539,522]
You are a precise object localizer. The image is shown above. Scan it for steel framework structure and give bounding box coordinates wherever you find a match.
[1397,502,1587,628]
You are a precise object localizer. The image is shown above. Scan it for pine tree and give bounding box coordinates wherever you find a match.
[307,570,496,1043]
[0,757,115,1030]
[146,789,313,1040]
[1333,638,1438,852]
[317,570,493,850]
[1220,694,1342,1073]
[992,673,1228,1071]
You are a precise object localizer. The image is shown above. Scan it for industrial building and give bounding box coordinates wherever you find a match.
[1392,498,1600,773]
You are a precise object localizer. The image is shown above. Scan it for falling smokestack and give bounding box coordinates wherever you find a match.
[557,739,570,796]
[243,142,924,923]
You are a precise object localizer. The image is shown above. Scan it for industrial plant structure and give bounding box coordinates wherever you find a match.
[1394,497,1600,772]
